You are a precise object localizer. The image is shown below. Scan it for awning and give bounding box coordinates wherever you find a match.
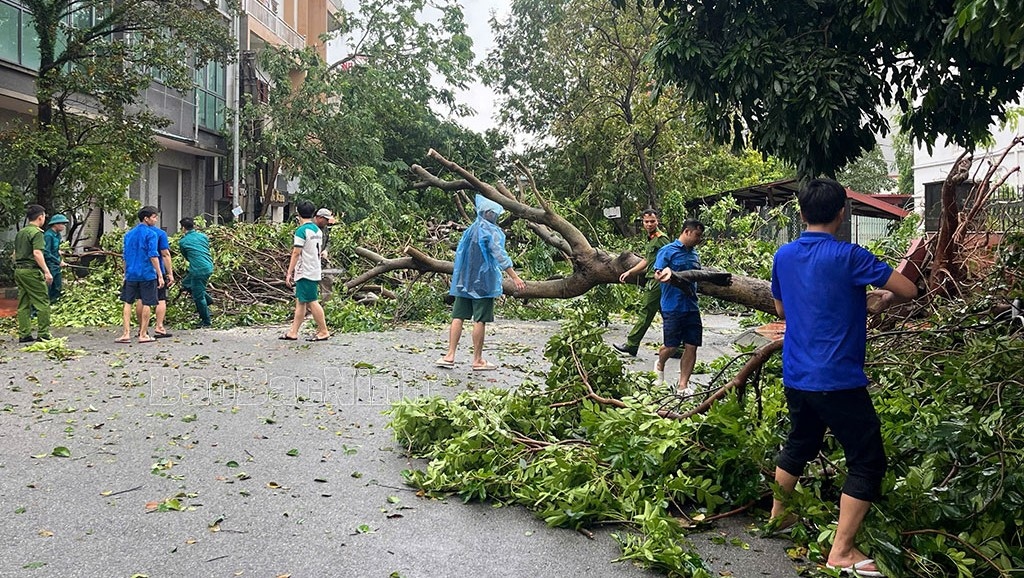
[686,179,911,220]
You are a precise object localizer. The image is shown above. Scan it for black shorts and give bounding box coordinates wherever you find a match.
[777,387,887,502]
[662,310,702,348]
[121,280,158,306]
[157,285,168,302]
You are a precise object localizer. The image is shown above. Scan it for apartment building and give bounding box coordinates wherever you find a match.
[0,0,340,237]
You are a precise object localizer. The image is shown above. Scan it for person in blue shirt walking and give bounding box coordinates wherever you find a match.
[769,178,917,577]
[652,219,706,394]
[117,207,163,343]
[435,195,525,371]
[177,217,215,327]
[43,214,69,303]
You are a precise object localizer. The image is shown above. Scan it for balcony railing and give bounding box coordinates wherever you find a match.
[245,0,305,50]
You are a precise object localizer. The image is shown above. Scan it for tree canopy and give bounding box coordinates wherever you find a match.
[618,0,1024,179]
[0,0,235,227]
[240,0,492,222]
[484,0,788,230]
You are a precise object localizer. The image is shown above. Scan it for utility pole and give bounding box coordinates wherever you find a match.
[231,7,242,221]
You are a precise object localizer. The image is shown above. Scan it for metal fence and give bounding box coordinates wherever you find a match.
[984,185,1024,233]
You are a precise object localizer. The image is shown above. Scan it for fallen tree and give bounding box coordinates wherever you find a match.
[346,149,776,314]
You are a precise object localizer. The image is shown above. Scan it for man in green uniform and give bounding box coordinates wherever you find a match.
[177,217,215,327]
[44,213,69,303]
[613,209,670,356]
[14,205,54,342]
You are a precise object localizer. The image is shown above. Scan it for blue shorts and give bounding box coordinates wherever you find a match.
[121,280,158,306]
[662,310,702,348]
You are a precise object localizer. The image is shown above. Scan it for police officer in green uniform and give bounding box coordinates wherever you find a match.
[14,205,54,342]
[614,209,670,356]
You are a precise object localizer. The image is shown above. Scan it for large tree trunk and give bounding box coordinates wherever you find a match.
[929,153,971,295]
[347,150,775,314]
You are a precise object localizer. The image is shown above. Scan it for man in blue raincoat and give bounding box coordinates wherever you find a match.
[435,195,526,371]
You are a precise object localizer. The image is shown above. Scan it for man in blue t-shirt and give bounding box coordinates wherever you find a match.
[652,219,705,394]
[117,206,164,343]
[134,206,174,338]
[769,178,916,577]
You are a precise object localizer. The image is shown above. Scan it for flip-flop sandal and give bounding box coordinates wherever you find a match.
[307,335,330,342]
[114,337,131,344]
[154,332,173,338]
[138,336,157,343]
[826,558,885,577]
[435,359,456,368]
[471,362,498,371]
[278,334,298,341]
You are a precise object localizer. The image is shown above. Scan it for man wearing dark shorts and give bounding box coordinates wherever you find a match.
[769,178,916,577]
[134,206,174,337]
[436,195,525,371]
[653,219,705,394]
[117,207,164,343]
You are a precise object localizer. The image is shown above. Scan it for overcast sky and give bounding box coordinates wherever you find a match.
[328,1,509,133]
[450,1,509,133]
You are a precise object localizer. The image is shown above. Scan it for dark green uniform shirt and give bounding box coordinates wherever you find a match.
[43,229,62,268]
[14,224,45,269]
[644,230,670,275]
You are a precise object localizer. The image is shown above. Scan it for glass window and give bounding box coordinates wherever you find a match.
[0,3,19,64]
[196,60,226,131]
[21,10,40,69]
[71,1,93,30]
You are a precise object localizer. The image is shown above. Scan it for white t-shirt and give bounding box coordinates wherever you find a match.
[293,222,323,281]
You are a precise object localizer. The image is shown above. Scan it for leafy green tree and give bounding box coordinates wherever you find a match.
[891,129,914,196]
[621,0,1024,179]
[240,0,484,222]
[484,0,787,232]
[837,145,895,193]
[0,0,235,227]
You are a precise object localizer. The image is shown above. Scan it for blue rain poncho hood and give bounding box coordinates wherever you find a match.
[449,195,513,299]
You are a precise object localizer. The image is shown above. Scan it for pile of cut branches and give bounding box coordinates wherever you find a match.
[389,279,1024,576]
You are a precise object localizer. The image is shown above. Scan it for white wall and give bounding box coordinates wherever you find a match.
[912,121,1024,219]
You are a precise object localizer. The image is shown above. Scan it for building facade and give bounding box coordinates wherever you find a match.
[912,120,1024,233]
[0,0,340,239]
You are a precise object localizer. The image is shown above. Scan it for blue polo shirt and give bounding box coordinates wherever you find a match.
[771,232,894,392]
[654,240,701,313]
[150,225,170,274]
[123,223,160,282]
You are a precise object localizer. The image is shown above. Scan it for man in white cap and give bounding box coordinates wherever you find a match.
[314,208,336,262]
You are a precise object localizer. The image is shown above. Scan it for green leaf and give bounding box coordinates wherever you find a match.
[51,446,71,458]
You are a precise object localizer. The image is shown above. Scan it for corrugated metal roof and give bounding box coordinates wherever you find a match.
[687,179,912,220]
